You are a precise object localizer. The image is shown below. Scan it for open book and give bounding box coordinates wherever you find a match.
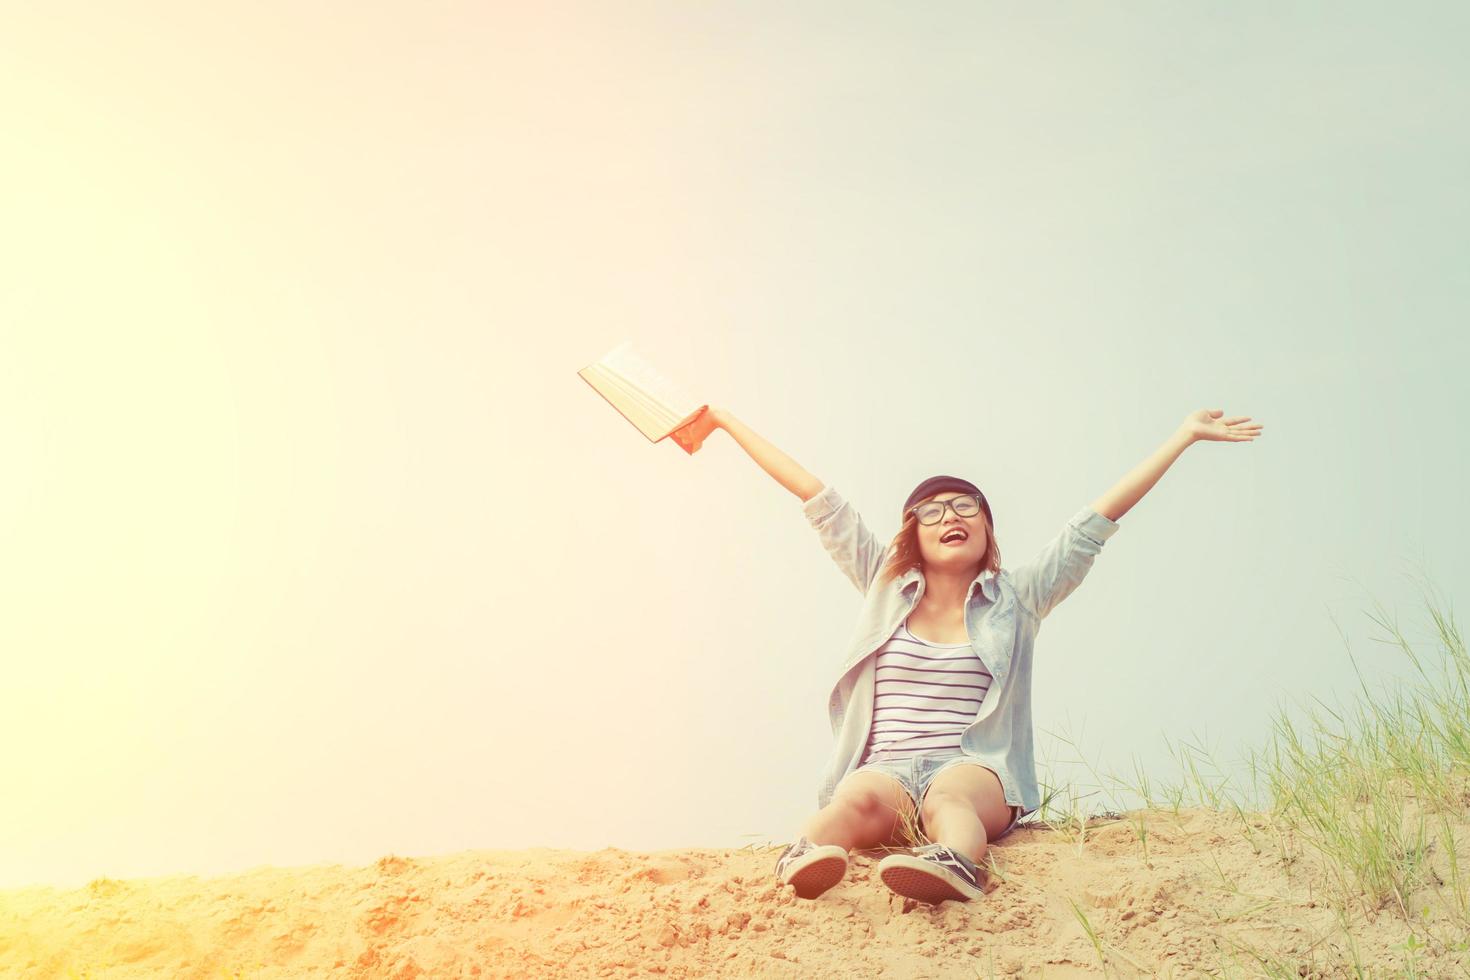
[578,341,710,454]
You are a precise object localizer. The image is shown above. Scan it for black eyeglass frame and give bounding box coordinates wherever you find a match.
[907,493,986,526]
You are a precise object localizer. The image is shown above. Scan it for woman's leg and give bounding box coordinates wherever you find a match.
[917,763,1015,867]
[800,769,921,851]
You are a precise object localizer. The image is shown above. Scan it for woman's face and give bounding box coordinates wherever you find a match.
[915,492,988,569]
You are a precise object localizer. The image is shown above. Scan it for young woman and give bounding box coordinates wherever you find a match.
[673,405,1263,904]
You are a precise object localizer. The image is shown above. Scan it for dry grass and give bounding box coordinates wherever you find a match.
[1033,574,1470,976]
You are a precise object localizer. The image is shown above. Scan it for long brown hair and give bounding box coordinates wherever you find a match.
[875,506,1002,591]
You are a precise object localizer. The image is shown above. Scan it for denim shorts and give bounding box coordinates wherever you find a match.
[851,749,1024,842]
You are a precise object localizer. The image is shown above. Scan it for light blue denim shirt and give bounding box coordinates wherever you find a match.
[801,483,1121,819]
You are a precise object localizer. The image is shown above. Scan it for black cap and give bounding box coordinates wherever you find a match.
[902,475,993,527]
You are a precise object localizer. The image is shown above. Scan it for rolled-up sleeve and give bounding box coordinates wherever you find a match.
[803,485,889,595]
[1010,508,1120,620]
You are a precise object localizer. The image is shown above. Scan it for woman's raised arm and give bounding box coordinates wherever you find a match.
[705,407,824,502]
[1089,408,1264,521]
[681,407,882,592]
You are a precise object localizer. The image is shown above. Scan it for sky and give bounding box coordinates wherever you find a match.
[2,2,1467,890]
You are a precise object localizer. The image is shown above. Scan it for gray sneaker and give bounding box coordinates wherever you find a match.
[773,835,849,899]
[877,843,985,903]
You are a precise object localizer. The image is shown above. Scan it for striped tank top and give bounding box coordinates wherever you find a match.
[859,615,993,765]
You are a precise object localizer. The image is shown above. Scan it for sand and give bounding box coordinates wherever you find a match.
[2,806,1464,978]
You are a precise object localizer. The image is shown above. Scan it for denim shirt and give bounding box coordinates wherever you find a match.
[801,484,1121,818]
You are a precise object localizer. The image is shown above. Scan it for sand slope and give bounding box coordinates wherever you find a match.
[2,807,1463,978]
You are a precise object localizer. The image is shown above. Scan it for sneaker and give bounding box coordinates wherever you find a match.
[878,843,985,903]
[773,835,849,899]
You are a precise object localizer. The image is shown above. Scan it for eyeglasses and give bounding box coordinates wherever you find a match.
[909,494,984,526]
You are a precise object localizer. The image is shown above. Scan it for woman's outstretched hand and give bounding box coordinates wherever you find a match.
[1179,408,1264,445]
[671,405,720,454]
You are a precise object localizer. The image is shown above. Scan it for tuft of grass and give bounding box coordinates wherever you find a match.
[1198,578,1470,970]
[1067,895,1110,975]
[980,849,1010,887]
[1439,809,1468,920]
[1030,577,1470,973]
[1129,806,1151,866]
[734,833,781,854]
[1065,896,1150,977]
[1252,589,1468,922]
[894,789,931,850]
[970,945,1000,979]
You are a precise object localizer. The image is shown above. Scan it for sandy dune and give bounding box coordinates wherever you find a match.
[2,806,1462,978]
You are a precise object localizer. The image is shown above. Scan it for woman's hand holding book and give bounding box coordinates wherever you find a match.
[671,405,722,454]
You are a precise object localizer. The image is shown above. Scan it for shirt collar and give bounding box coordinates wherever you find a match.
[899,566,1000,603]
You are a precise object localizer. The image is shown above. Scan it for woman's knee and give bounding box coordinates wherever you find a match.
[829,774,918,845]
[830,790,889,826]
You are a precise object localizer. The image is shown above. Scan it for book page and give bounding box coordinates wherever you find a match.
[577,341,705,443]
